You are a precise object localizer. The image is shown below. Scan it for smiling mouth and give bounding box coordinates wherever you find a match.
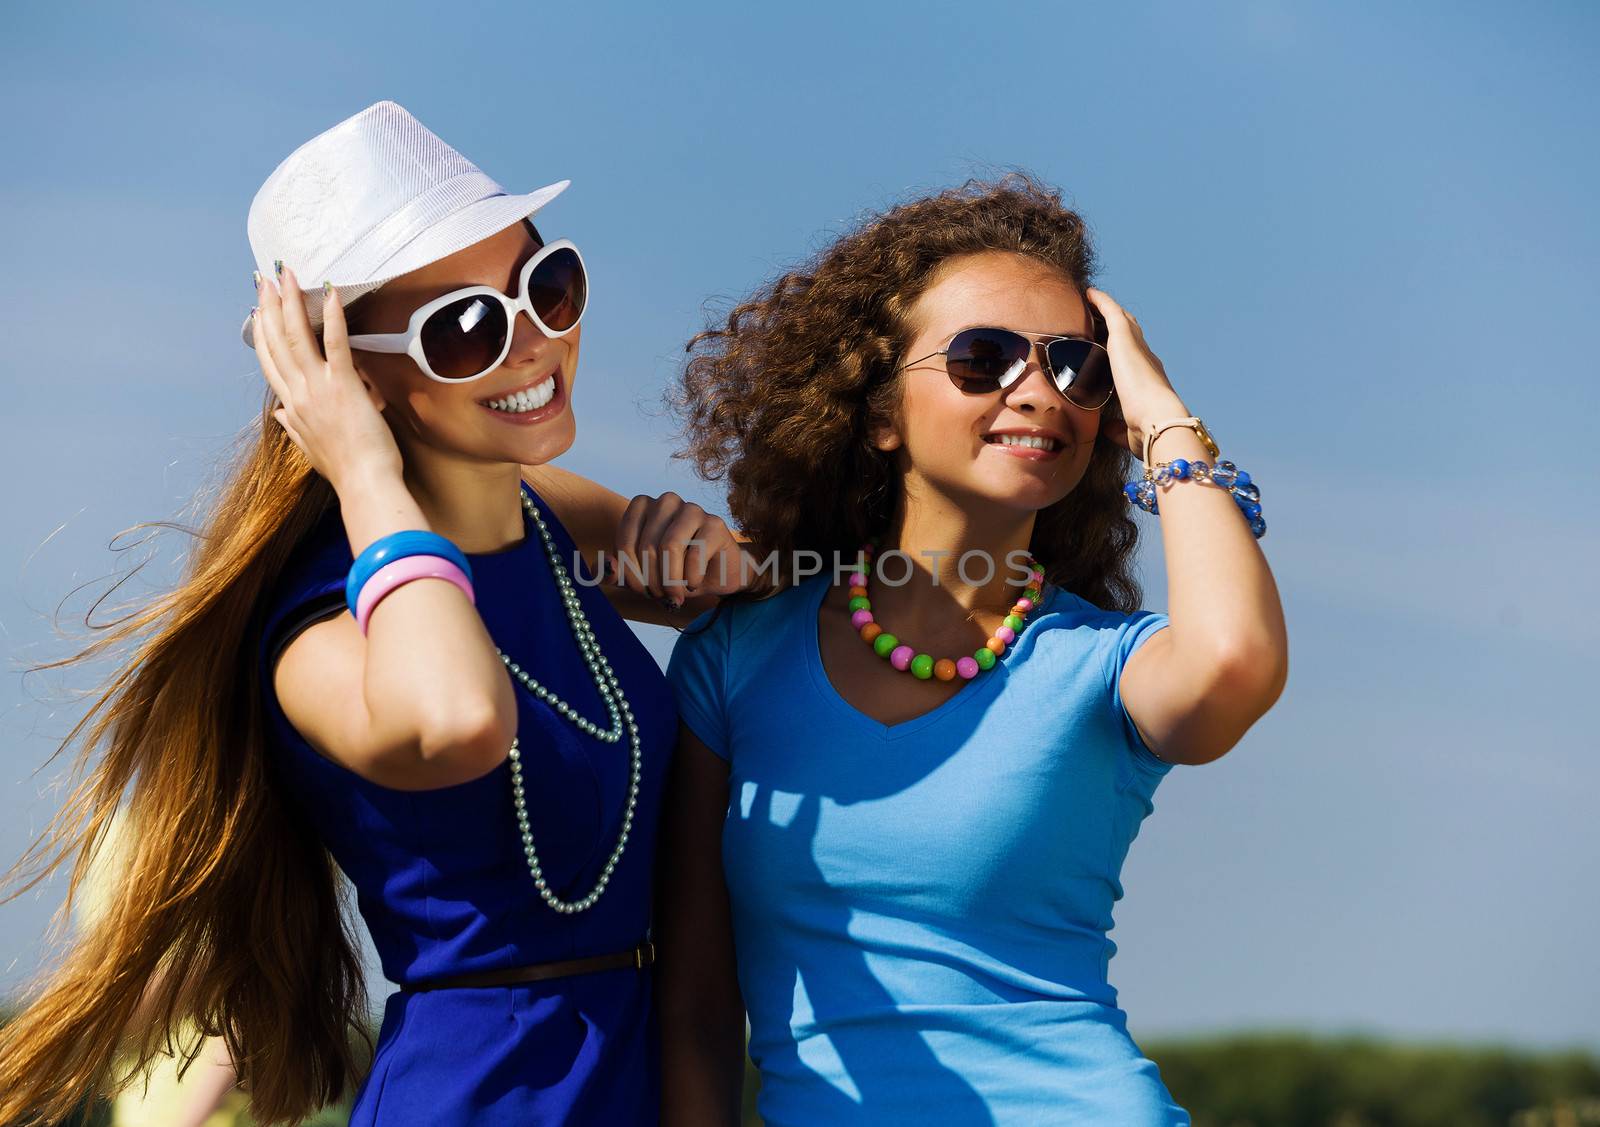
[480,369,559,414]
[984,433,1063,452]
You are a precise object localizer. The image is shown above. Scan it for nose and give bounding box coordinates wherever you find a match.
[1001,347,1062,415]
[505,304,563,365]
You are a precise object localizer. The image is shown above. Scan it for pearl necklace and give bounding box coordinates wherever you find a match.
[494,490,642,915]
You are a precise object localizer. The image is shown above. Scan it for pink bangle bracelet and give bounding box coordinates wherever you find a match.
[354,554,476,635]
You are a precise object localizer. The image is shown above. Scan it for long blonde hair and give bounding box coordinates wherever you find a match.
[0,391,368,1125]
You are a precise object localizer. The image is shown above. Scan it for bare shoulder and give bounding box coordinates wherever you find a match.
[521,463,629,525]
[520,463,631,559]
[272,611,377,769]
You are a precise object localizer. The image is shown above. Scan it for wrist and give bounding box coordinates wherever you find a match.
[1140,412,1219,470]
[1147,426,1212,461]
[336,474,431,556]
[1126,396,1191,440]
[331,457,406,498]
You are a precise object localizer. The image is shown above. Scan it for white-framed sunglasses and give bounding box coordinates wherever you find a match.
[348,235,588,383]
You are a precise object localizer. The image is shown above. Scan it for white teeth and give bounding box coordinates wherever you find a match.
[485,375,556,414]
[991,434,1058,450]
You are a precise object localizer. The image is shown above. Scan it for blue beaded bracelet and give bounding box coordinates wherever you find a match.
[1123,458,1266,539]
[346,530,475,617]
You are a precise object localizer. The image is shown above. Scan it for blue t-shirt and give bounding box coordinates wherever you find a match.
[666,573,1190,1126]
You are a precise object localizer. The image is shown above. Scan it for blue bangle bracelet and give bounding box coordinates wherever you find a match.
[346,531,475,617]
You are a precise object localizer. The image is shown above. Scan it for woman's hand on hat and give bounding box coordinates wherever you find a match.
[611,493,758,610]
[252,266,403,492]
[1084,287,1191,456]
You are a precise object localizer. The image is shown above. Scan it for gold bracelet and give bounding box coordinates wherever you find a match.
[1142,416,1219,473]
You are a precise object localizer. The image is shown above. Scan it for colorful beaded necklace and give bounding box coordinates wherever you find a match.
[846,542,1046,680]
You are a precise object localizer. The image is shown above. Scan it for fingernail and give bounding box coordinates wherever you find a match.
[323,280,333,295]
[274,259,284,279]
[252,270,262,290]
[251,306,259,320]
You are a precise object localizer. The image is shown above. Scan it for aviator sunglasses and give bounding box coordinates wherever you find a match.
[348,222,588,382]
[897,306,1114,410]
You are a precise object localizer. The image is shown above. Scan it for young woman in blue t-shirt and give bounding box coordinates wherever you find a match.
[657,175,1288,1125]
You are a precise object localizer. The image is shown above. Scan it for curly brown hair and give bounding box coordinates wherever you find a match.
[672,172,1144,613]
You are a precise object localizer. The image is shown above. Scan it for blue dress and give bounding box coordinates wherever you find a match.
[256,481,676,1125]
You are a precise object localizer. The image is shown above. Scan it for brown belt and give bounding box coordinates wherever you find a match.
[402,941,655,993]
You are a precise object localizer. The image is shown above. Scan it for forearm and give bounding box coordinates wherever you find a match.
[656,733,746,1125]
[1145,406,1287,686]
[660,1016,745,1126]
[170,1038,237,1127]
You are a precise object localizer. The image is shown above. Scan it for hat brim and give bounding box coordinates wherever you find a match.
[241,179,570,349]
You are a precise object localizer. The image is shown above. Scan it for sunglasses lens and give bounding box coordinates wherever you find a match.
[1046,339,1114,408]
[528,246,586,333]
[944,328,1030,391]
[420,295,511,381]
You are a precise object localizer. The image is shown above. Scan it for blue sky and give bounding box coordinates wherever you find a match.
[2,1,1596,1049]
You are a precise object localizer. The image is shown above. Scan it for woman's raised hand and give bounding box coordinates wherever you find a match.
[1084,287,1191,456]
[613,493,760,609]
[252,266,404,491]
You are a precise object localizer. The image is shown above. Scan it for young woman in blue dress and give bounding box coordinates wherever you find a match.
[656,175,1289,1125]
[0,101,748,1126]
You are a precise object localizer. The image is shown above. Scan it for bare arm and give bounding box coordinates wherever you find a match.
[272,470,519,789]
[1088,287,1289,766]
[520,463,690,626]
[1117,421,1288,766]
[656,729,745,1125]
[523,463,757,627]
[519,462,632,580]
[168,1038,239,1127]
[260,269,517,790]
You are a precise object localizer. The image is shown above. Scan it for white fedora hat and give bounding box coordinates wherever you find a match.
[241,100,569,347]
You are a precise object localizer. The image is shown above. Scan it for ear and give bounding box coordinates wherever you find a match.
[869,422,902,453]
